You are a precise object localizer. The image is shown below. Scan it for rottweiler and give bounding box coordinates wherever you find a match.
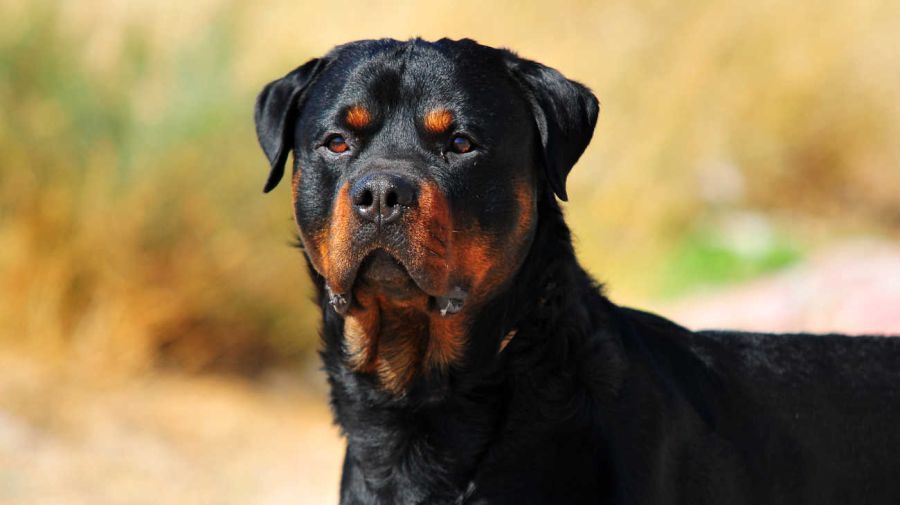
[255,38,900,505]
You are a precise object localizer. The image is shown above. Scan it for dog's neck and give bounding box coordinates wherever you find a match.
[314,196,616,502]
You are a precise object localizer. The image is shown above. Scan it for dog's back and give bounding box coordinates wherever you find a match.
[603,308,900,504]
[679,327,900,503]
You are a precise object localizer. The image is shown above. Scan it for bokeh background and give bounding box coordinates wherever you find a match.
[2,0,899,503]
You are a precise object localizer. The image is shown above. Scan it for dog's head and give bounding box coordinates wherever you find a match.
[256,39,597,393]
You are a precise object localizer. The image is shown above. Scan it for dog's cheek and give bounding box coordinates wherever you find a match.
[404,181,453,293]
[452,234,496,296]
[508,179,538,264]
[323,182,362,292]
[292,173,334,279]
[457,180,537,301]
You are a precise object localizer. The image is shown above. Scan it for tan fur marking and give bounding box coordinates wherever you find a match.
[345,293,431,394]
[291,169,302,210]
[312,228,330,281]
[344,314,375,370]
[425,316,467,370]
[374,308,428,394]
[455,234,495,294]
[514,180,536,242]
[499,329,517,353]
[423,109,453,133]
[408,182,452,285]
[345,105,371,129]
[326,183,356,292]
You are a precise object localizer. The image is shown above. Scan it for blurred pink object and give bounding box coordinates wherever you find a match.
[662,241,900,335]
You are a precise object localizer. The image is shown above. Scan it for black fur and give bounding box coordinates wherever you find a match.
[506,56,599,201]
[256,38,900,504]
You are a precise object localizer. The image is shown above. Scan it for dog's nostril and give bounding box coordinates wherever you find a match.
[385,190,398,208]
[358,189,374,208]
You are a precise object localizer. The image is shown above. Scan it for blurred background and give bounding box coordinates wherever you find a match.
[1,0,899,503]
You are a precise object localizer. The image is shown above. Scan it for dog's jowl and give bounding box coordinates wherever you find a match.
[255,38,900,505]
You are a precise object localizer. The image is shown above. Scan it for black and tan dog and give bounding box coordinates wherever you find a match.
[255,38,900,505]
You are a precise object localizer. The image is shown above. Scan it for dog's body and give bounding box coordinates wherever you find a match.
[255,38,900,504]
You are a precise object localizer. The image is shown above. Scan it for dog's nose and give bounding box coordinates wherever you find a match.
[350,173,417,224]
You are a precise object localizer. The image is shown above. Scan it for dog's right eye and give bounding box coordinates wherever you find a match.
[326,135,350,154]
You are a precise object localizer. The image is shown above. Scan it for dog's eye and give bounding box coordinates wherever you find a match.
[326,135,350,154]
[449,135,473,154]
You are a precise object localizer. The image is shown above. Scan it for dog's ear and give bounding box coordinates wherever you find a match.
[506,55,599,201]
[255,58,328,193]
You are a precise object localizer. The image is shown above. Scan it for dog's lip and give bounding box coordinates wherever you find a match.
[353,249,427,298]
[325,245,467,315]
[358,249,415,285]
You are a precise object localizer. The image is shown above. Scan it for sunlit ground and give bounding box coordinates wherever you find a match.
[0,360,343,505]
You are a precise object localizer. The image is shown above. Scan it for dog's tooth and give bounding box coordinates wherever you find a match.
[437,297,462,316]
[331,294,350,315]
[326,286,351,315]
[437,287,467,316]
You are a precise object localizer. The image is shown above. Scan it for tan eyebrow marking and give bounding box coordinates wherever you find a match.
[423,109,453,133]
[345,105,371,129]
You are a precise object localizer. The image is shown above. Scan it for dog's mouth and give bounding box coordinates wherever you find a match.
[356,249,421,299]
[325,248,468,317]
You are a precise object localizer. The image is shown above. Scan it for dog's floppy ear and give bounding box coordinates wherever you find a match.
[506,55,599,201]
[255,58,328,193]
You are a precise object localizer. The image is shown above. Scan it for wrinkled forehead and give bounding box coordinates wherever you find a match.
[302,40,527,128]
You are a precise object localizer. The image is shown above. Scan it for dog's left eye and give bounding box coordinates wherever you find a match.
[449,135,473,154]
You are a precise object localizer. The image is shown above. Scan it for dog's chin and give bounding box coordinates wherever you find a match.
[328,249,467,316]
[354,249,428,302]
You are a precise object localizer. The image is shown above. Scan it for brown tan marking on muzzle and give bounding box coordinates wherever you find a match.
[313,182,357,296]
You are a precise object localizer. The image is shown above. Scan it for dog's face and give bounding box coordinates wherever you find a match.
[256,39,597,393]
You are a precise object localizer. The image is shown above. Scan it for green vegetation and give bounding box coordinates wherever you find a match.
[660,225,803,298]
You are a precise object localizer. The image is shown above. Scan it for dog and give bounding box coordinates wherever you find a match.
[255,38,900,505]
